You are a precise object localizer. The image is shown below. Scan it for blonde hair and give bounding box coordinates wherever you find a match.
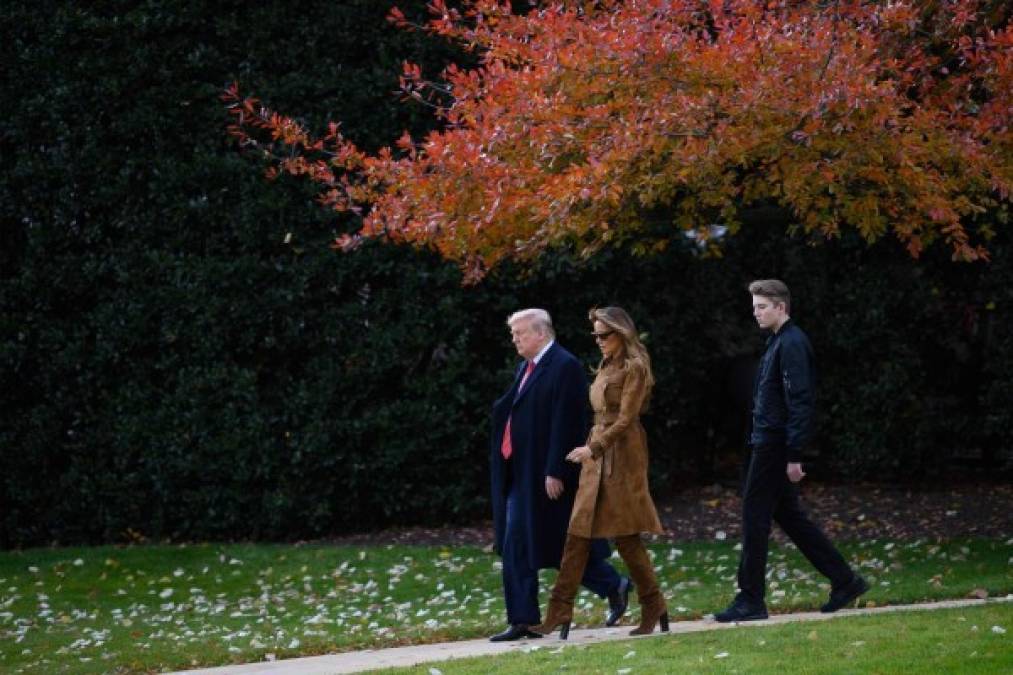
[589,306,655,388]
[507,308,555,338]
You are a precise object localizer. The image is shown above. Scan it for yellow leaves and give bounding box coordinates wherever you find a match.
[845,194,887,243]
[858,166,889,186]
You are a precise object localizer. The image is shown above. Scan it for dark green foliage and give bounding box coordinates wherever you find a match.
[0,0,483,547]
[1,2,1010,548]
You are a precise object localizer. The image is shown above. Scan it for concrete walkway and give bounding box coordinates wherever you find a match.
[173,597,1011,675]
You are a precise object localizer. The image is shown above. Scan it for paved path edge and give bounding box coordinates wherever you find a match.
[174,596,1013,675]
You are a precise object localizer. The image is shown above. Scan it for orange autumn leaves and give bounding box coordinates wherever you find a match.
[224,0,1012,281]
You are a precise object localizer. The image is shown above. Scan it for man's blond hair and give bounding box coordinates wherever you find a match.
[507,308,555,338]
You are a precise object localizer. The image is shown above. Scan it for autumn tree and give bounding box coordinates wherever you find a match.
[225,0,1013,281]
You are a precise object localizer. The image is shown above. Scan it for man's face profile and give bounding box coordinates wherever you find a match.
[510,319,544,360]
[752,294,786,331]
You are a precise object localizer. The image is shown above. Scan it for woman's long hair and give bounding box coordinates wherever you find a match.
[589,306,656,389]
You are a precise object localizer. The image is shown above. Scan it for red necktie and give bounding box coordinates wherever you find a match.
[501,361,536,460]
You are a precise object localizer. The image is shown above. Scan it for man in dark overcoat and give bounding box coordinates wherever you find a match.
[488,308,630,641]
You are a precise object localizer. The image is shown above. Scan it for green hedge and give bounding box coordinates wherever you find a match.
[2,1,1010,548]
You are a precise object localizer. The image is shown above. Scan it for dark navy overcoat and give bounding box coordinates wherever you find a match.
[490,342,610,569]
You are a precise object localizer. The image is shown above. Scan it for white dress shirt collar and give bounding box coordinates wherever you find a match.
[532,339,554,365]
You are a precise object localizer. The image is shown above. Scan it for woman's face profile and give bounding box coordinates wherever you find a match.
[593,319,621,359]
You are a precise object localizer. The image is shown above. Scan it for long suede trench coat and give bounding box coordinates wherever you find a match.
[568,356,664,539]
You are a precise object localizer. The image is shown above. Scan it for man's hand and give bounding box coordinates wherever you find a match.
[566,446,593,464]
[545,476,564,500]
[787,462,806,483]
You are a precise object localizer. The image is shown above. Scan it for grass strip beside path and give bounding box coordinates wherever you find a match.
[385,602,1013,674]
[0,538,1010,673]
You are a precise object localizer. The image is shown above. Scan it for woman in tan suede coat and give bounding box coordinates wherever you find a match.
[532,307,668,639]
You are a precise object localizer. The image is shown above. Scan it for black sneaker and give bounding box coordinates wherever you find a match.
[713,599,769,623]
[821,575,869,613]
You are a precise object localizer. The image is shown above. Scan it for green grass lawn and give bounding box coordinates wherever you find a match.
[0,537,1010,673]
[387,602,1013,674]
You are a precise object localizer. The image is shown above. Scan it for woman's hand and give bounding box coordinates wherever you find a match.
[566,446,593,464]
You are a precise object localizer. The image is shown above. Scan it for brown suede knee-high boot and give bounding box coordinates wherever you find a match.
[531,535,591,639]
[615,534,669,635]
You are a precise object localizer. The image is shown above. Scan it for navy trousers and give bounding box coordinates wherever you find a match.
[502,487,621,625]
[737,444,854,605]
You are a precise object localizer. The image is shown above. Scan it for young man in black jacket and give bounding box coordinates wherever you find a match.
[714,279,868,623]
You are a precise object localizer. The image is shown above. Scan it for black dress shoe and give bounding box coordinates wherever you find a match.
[606,576,634,626]
[489,624,543,642]
[713,600,769,623]
[821,575,869,613]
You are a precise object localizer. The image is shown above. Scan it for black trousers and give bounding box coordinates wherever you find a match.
[737,444,854,605]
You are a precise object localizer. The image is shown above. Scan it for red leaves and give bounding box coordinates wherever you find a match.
[401,60,422,81]
[225,1,1012,281]
[387,6,407,27]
